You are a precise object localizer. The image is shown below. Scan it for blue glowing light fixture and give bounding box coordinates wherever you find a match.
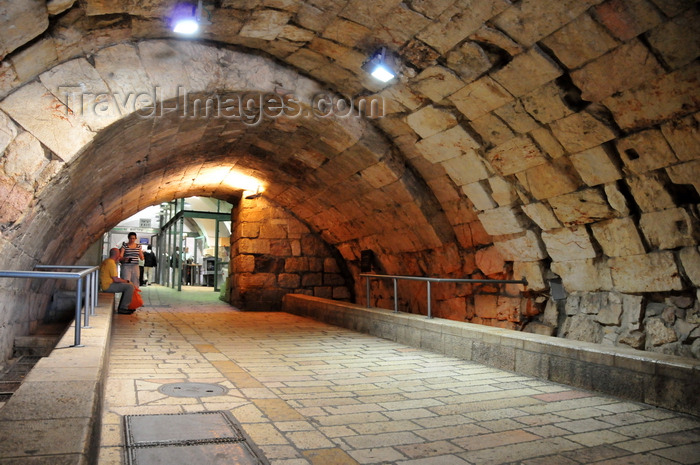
[171,1,210,35]
[363,47,397,83]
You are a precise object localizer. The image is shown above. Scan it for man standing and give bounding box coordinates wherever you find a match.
[100,247,135,314]
[143,245,157,285]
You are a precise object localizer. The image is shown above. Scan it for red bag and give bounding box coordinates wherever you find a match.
[128,287,143,310]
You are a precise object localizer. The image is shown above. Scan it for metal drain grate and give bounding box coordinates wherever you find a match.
[124,411,268,465]
[158,382,227,398]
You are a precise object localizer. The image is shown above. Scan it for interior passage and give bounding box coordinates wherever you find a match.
[99,287,700,465]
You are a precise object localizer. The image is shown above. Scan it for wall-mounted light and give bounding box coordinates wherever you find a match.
[362,47,397,83]
[171,1,211,35]
[244,185,263,200]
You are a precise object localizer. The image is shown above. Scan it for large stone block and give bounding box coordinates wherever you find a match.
[520,80,575,125]
[621,293,644,332]
[0,82,94,163]
[417,0,510,54]
[604,183,630,216]
[0,110,18,154]
[625,173,678,212]
[549,188,617,226]
[492,0,600,46]
[551,259,612,292]
[660,114,699,162]
[445,41,493,83]
[469,112,514,147]
[416,125,481,163]
[412,66,465,103]
[609,252,683,292]
[491,46,563,97]
[561,314,603,343]
[529,126,566,159]
[569,146,622,186]
[493,230,547,262]
[440,150,491,186]
[666,160,700,195]
[485,135,547,176]
[94,43,154,108]
[521,202,562,230]
[462,182,497,211]
[590,217,646,258]
[0,0,49,59]
[617,128,678,174]
[239,9,292,40]
[645,318,678,347]
[603,61,700,131]
[474,294,499,319]
[477,206,528,236]
[493,100,539,134]
[514,261,546,291]
[647,7,700,69]
[542,226,597,262]
[679,246,700,286]
[540,12,618,69]
[475,246,505,277]
[406,105,457,139]
[515,158,582,200]
[2,132,47,186]
[640,207,698,250]
[571,39,664,102]
[550,110,617,154]
[488,176,517,207]
[237,238,271,254]
[593,0,664,41]
[449,76,513,121]
[9,38,58,82]
[321,17,371,46]
[40,57,119,131]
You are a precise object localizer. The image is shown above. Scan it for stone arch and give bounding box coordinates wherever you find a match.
[0,40,468,359]
[0,40,455,264]
[0,0,699,363]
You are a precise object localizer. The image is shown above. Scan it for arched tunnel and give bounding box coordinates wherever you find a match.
[0,0,699,368]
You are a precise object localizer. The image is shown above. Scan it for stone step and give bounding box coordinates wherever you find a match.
[13,335,61,357]
[13,322,68,357]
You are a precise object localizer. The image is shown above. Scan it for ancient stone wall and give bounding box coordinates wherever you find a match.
[0,1,698,362]
[228,197,353,311]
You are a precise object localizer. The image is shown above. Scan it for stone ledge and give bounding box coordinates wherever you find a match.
[282,294,700,417]
[0,293,114,464]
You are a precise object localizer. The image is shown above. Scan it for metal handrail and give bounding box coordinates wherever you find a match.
[360,273,528,318]
[0,265,100,347]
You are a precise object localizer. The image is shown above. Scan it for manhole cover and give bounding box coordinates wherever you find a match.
[123,411,269,465]
[158,382,227,398]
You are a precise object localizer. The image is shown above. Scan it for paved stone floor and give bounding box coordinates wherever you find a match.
[98,285,700,465]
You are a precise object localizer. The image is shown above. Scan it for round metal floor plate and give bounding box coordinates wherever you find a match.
[158,382,227,398]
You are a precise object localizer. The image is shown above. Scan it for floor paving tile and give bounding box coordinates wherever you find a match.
[97,285,700,464]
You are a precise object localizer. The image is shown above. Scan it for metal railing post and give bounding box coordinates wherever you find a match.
[2,265,99,348]
[92,269,98,315]
[393,278,398,313]
[427,280,432,319]
[85,272,93,317]
[80,276,90,329]
[74,278,83,347]
[365,276,370,308]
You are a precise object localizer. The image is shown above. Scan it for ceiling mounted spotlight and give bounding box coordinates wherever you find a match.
[362,47,397,83]
[171,0,211,35]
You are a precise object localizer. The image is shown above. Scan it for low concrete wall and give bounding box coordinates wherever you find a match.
[0,293,114,464]
[282,294,700,417]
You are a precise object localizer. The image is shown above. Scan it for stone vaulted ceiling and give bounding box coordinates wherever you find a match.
[0,0,699,299]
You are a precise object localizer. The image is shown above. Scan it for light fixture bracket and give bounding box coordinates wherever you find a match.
[362,47,398,83]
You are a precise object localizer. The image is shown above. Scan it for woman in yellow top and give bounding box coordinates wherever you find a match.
[119,232,145,288]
